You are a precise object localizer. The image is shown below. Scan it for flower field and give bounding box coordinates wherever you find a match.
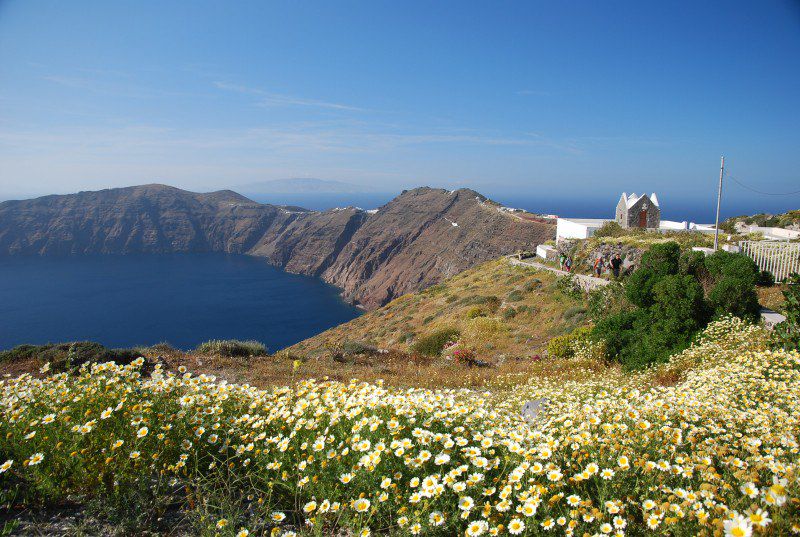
[1,318,799,535]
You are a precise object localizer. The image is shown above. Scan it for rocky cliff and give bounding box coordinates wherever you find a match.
[0,184,554,308]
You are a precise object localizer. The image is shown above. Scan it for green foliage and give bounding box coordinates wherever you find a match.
[773,274,800,351]
[0,341,140,371]
[547,326,595,359]
[704,251,760,322]
[340,340,378,355]
[757,270,775,287]
[547,333,574,359]
[679,250,706,278]
[194,339,267,357]
[587,282,626,321]
[501,307,517,320]
[411,327,460,356]
[639,242,681,276]
[465,306,486,319]
[708,277,760,322]
[555,275,583,299]
[458,295,501,312]
[506,290,525,302]
[592,220,625,238]
[592,241,760,369]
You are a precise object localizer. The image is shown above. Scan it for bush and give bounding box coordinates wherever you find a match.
[555,275,583,299]
[587,282,626,321]
[593,221,625,238]
[0,342,141,371]
[411,328,460,357]
[773,274,800,351]
[465,306,486,319]
[194,339,267,357]
[340,340,378,355]
[547,326,596,360]
[757,270,775,287]
[506,290,525,302]
[547,333,574,359]
[501,307,517,320]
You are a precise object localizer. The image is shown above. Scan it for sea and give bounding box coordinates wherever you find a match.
[0,253,361,352]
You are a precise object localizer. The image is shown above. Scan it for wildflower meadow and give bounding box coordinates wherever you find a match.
[1,317,798,535]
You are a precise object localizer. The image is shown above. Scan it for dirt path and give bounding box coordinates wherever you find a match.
[508,256,611,291]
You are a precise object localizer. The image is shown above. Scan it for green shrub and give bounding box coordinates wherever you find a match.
[411,328,460,357]
[194,339,267,357]
[547,333,574,359]
[501,307,517,320]
[679,250,706,278]
[757,270,775,287]
[0,342,141,370]
[341,341,378,355]
[506,290,525,302]
[587,282,626,321]
[555,275,583,299]
[773,274,800,351]
[522,279,542,292]
[547,326,595,359]
[466,306,486,319]
[593,221,625,238]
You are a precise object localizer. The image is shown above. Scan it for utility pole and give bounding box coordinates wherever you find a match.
[713,156,724,251]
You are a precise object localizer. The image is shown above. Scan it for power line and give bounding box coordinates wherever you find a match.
[724,170,800,196]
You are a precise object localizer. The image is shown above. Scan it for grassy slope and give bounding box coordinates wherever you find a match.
[288,258,586,360]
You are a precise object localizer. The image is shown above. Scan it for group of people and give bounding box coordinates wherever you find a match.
[558,252,624,279]
[593,253,623,278]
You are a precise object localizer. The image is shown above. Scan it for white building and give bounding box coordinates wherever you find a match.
[736,224,800,241]
[556,218,609,240]
[556,217,717,242]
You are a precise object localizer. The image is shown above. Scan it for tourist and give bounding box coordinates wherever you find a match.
[593,255,605,277]
[565,256,573,273]
[559,253,566,270]
[611,254,622,279]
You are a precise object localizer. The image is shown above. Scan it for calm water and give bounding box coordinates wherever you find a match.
[0,254,361,351]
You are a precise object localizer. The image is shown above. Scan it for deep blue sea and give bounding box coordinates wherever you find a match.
[0,254,361,352]
[249,192,799,224]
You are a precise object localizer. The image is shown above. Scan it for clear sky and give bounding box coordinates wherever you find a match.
[1,1,799,212]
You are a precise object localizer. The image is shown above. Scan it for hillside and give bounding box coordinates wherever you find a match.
[0,185,554,309]
[722,208,800,231]
[289,258,587,360]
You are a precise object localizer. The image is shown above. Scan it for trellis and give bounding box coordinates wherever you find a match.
[739,241,800,283]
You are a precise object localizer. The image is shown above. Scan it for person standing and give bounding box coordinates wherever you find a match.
[593,255,605,277]
[565,256,573,273]
[559,253,566,271]
[610,254,622,279]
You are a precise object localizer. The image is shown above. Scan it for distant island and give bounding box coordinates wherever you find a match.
[0,184,553,309]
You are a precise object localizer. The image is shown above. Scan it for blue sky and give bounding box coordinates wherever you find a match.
[1,1,799,214]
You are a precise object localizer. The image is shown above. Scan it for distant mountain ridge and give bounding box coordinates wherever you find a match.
[0,184,554,309]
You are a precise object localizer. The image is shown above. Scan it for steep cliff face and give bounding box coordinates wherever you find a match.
[0,184,554,308]
[320,188,554,309]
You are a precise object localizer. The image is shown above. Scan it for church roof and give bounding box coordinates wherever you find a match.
[620,192,659,209]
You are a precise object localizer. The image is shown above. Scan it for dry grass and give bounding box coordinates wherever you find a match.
[287,259,587,362]
[757,283,787,313]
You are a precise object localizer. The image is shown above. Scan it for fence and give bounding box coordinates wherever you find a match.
[739,241,800,282]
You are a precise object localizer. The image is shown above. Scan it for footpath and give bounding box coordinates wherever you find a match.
[507,256,610,292]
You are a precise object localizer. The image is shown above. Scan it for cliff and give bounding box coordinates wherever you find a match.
[0,184,554,308]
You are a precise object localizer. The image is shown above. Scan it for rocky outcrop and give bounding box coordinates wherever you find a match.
[0,184,554,308]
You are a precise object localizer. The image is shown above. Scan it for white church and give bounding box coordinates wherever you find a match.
[555,192,716,242]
